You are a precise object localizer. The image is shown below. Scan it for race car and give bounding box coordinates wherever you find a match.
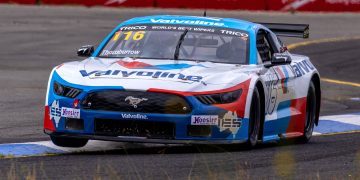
[44,15,321,148]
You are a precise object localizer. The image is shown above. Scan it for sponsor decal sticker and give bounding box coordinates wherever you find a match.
[121,113,148,120]
[191,115,219,125]
[264,71,279,115]
[191,112,242,137]
[61,107,80,119]
[50,100,81,127]
[150,19,225,27]
[291,59,315,77]
[220,29,249,38]
[120,26,147,31]
[219,111,242,137]
[50,100,61,127]
[79,69,203,82]
[101,50,141,56]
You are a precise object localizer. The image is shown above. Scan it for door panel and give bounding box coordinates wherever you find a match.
[272,64,302,135]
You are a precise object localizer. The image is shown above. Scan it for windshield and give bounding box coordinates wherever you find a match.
[98,24,249,64]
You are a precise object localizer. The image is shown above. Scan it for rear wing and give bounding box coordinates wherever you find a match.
[257,23,310,38]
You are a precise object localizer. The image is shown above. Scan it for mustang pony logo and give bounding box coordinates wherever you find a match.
[125,96,148,108]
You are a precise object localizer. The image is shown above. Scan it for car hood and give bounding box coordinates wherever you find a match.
[55,58,257,92]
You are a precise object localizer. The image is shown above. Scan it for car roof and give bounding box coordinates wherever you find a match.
[120,15,260,32]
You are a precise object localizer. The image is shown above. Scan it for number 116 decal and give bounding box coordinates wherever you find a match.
[112,31,146,41]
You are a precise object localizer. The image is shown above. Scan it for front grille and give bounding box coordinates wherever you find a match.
[187,125,211,137]
[64,88,82,98]
[81,90,191,114]
[94,119,175,139]
[65,118,84,130]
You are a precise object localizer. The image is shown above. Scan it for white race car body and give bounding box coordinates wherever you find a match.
[44,15,321,145]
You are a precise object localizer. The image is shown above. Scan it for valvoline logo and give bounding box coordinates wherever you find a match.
[150,19,225,27]
[80,69,203,82]
[79,60,206,82]
[116,60,207,70]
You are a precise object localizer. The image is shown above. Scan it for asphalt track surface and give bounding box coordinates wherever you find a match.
[0,5,360,179]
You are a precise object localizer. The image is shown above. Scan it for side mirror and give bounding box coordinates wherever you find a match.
[271,53,292,65]
[77,45,94,57]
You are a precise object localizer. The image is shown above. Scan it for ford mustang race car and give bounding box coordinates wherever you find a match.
[44,15,321,148]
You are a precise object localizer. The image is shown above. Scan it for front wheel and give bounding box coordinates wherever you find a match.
[297,81,316,143]
[246,87,262,148]
[50,136,88,148]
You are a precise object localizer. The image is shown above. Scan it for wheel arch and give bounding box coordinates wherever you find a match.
[255,80,266,141]
[311,73,321,126]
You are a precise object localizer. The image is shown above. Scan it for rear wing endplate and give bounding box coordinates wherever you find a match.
[257,23,309,38]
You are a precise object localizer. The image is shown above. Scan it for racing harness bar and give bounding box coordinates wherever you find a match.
[257,23,310,38]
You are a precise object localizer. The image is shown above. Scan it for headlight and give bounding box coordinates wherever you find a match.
[196,89,242,104]
[53,81,82,98]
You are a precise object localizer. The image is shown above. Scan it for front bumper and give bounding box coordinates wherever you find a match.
[45,103,250,142]
[45,73,251,143]
[44,130,247,145]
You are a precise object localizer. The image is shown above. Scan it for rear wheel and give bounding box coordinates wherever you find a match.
[297,81,316,143]
[50,136,88,148]
[246,87,262,148]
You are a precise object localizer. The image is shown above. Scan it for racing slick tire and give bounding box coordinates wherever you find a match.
[50,136,88,148]
[297,81,316,144]
[246,87,261,148]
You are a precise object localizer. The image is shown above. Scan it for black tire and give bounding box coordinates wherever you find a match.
[246,87,262,148]
[50,136,88,148]
[297,81,316,143]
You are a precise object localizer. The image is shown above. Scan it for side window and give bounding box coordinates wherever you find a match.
[269,32,282,52]
[256,30,273,63]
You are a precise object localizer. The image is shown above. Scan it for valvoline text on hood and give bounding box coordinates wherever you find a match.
[79,69,203,82]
